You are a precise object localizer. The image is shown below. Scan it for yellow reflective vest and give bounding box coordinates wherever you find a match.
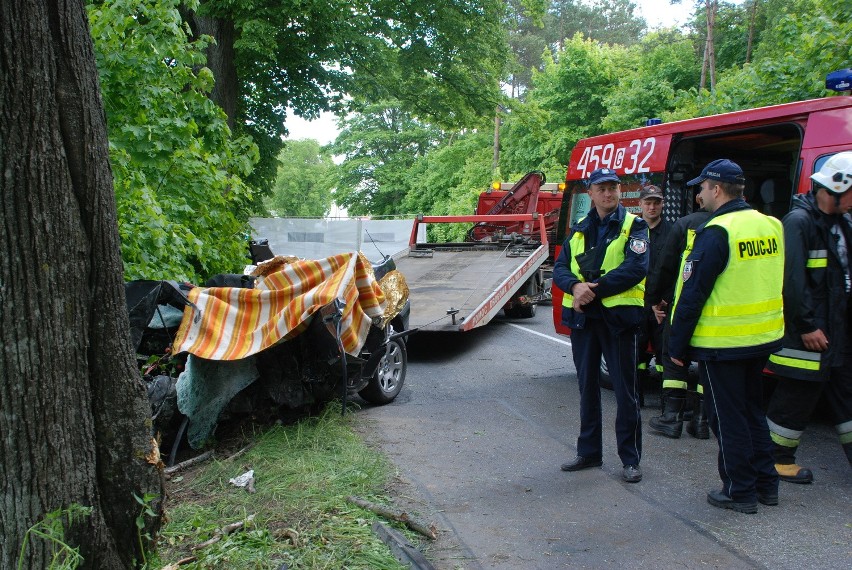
[672,209,784,349]
[562,213,646,309]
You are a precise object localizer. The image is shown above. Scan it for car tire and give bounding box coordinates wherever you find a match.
[359,338,407,404]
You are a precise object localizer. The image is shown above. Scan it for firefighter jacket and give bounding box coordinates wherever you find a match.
[640,219,671,308]
[553,203,649,333]
[645,209,711,307]
[766,193,852,381]
[669,199,784,362]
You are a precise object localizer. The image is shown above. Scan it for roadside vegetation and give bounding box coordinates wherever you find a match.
[85,0,850,282]
[153,403,417,569]
[8,0,844,566]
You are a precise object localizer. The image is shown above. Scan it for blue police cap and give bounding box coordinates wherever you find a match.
[687,159,745,186]
[588,168,620,185]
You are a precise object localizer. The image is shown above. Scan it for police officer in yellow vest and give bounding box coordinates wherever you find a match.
[669,159,784,514]
[554,168,649,483]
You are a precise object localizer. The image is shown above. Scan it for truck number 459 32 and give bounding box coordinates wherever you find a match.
[575,137,656,179]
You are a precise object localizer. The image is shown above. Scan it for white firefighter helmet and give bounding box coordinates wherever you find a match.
[811,151,852,195]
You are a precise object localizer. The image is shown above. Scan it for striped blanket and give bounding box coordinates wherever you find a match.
[172,253,386,360]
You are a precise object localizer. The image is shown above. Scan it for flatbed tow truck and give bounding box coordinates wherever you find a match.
[393,171,563,332]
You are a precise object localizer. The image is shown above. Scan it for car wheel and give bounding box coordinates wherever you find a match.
[359,338,407,404]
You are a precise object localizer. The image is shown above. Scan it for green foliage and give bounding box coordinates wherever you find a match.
[601,29,701,131]
[581,0,647,45]
[331,102,444,216]
[18,504,93,570]
[134,492,160,567]
[402,131,495,241]
[195,0,512,201]
[506,0,647,96]
[89,0,259,282]
[498,101,569,180]
[157,403,409,569]
[669,0,851,118]
[266,140,337,217]
[524,35,630,165]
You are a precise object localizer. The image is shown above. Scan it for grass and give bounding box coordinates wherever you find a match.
[152,402,414,569]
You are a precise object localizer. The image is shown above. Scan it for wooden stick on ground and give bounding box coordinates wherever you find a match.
[190,515,255,552]
[164,450,214,474]
[225,444,252,462]
[347,496,437,540]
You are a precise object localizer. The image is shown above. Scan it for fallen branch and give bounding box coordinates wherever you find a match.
[347,496,437,540]
[190,515,255,552]
[164,450,214,475]
[160,556,196,569]
[225,444,252,462]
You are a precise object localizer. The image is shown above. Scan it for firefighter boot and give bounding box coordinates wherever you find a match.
[775,463,814,484]
[649,390,685,438]
[772,440,814,483]
[686,395,710,439]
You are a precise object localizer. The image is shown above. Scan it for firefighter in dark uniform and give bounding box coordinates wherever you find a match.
[646,193,711,439]
[765,151,852,483]
[636,185,670,404]
[554,168,649,483]
[669,159,784,513]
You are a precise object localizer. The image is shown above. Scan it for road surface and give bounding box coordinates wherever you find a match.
[355,308,851,569]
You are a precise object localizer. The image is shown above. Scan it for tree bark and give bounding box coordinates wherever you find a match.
[746,0,758,64]
[492,106,500,173]
[699,0,717,91]
[707,0,717,90]
[188,10,238,130]
[0,1,164,568]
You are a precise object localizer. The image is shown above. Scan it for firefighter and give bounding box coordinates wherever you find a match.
[765,151,852,483]
[646,192,712,439]
[636,185,670,405]
[554,168,649,483]
[669,159,784,513]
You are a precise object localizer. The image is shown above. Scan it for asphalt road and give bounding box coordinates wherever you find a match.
[355,307,852,569]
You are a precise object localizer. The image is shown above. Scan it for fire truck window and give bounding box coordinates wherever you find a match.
[758,178,792,220]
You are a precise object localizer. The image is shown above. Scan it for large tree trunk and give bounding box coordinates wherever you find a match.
[188,10,239,130]
[0,1,164,568]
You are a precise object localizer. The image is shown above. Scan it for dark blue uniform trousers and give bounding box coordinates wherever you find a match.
[700,357,779,502]
[571,317,642,466]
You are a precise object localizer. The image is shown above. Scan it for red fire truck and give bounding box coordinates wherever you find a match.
[551,95,852,335]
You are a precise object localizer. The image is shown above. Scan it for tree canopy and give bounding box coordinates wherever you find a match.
[85,0,850,278]
[90,0,258,282]
[266,139,336,217]
[188,0,514,195]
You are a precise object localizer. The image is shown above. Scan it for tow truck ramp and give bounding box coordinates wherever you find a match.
[394,214,549,332]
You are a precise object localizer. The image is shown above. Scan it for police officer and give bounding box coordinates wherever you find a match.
[554,168,649,483]
[765,151,852,483]
[646,192,711,439]
[669,159,784,513]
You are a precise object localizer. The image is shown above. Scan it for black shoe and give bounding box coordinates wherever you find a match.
[560,456,602,472]
[622,464,642,482]
[757,490,779,506]
[706,490,757,514]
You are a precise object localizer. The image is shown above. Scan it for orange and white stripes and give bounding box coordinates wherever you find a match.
[172,253,386,360]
